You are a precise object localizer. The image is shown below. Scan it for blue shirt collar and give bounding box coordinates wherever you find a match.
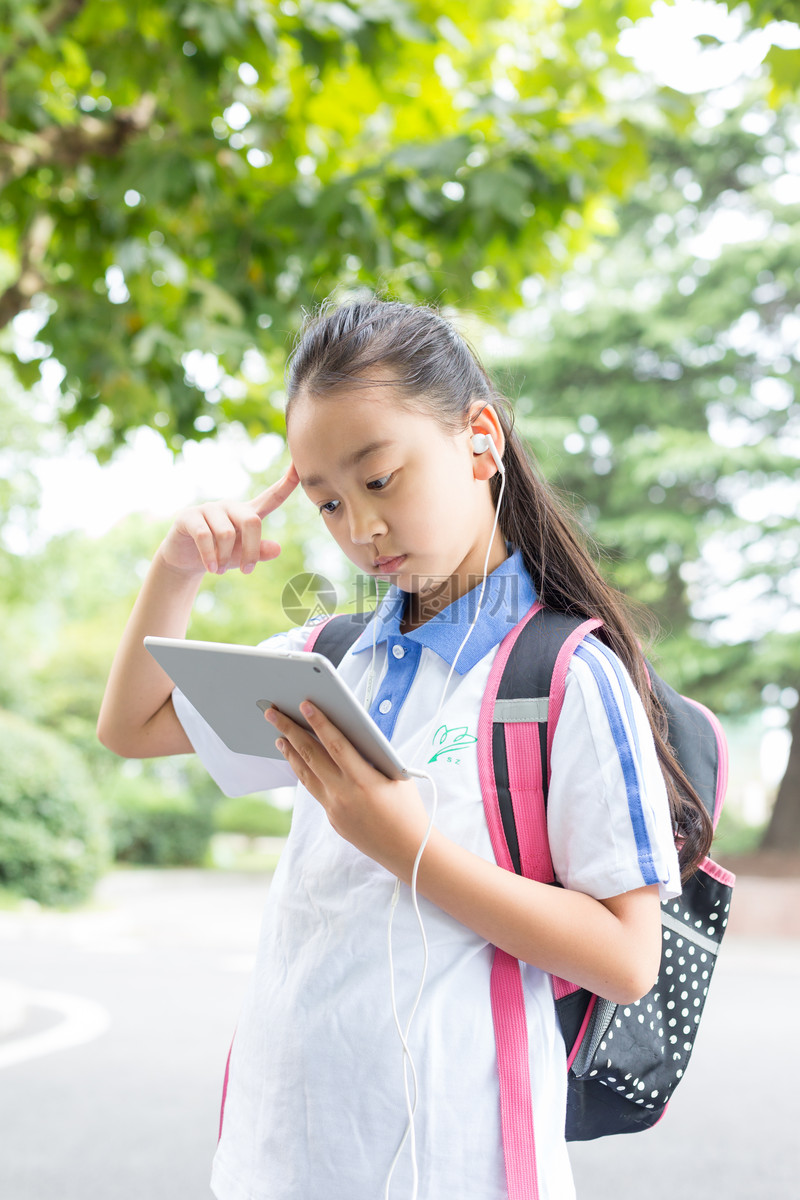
[350,546,537,674]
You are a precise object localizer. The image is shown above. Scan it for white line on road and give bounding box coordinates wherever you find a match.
[0,985,111,1070]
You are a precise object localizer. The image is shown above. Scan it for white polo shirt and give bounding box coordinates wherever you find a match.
[173,548,680,1200]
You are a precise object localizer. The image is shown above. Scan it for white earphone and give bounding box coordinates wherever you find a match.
[471,432,505,475]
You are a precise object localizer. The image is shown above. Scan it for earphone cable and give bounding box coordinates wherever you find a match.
[382,465,506,1197]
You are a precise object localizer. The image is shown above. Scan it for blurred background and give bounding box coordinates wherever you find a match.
[1,0,799,1196]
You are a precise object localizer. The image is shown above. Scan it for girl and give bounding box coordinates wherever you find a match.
[98,298,712,1200]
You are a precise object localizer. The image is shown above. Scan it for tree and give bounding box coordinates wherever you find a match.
[492,90,800,846]
[0,476,327,876]
[0,0,741,453]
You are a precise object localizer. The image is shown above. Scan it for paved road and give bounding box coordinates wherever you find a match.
[0,870,798,1199]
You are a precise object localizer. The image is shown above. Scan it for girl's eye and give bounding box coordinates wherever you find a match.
[317,474,393,516]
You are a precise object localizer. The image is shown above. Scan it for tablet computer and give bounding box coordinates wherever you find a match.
[144,635,411,781]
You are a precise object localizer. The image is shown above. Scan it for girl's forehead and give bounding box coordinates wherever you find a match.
[287,386,440,446]
[288,388,455,488]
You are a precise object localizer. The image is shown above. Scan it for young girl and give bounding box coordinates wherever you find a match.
[98,298,712,1200]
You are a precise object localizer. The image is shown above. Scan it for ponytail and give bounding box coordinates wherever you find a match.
[492,415,712,881]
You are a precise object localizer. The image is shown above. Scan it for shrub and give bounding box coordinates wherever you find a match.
[108,775,214,866]
[0,710,110,906]
[213,794,292,839]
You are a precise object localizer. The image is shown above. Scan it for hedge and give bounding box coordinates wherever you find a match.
[108,775,214,866]
[0,710,110,906]
[213,795,292,839]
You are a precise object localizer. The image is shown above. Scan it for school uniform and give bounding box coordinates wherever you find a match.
[173,547,680,1200]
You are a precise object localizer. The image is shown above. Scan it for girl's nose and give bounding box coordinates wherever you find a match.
[348,505,387,546]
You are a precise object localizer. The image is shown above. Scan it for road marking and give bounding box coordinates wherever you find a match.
[0,987,111,1070]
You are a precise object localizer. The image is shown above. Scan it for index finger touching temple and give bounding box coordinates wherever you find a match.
[251,463,300,518]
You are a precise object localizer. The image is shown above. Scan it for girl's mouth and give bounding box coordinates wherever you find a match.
[373,554,407,573]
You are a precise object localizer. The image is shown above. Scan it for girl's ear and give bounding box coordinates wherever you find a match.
[469,402,505,479]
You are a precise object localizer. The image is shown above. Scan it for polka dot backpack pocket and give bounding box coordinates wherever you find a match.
[478,606,734,1162]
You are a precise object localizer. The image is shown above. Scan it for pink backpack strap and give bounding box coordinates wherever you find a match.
[491,950,540,1198]
[546,618,603,775]
[478,606,602,1197]
[219,1030,235,1142]
[479,601,543,1199]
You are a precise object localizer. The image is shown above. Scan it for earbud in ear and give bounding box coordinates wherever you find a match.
[471,433,505,475]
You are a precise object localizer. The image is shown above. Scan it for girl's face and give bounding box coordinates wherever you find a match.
[287,384,506,615]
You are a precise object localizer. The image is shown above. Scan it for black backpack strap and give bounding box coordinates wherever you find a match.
[302,611,372,665]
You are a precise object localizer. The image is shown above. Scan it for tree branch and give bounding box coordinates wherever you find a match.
[0,93,157,191]
[0,0,88,122]
[40,0,88,35]
[0,213,55,331]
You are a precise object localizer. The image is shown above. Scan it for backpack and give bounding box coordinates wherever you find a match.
[304,603,733,1184]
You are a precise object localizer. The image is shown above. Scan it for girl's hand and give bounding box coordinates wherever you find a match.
[264,702,429,879]
[157,463,300,578]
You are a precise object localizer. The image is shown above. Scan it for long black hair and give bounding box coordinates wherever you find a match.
[285,297,712,880]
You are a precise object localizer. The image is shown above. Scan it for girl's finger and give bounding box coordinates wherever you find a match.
[266,708,328,784]
[225,503,266,573]
[250,463,300,520]
[179,509,220,574]
[296,702,363,774]
[202,504,238,571]
[266,706,322,758]
[258,539,282,563]
[273,734,305,781]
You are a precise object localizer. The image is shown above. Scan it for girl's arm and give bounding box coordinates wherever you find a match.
[97,467,299,759]
[263,699,662,1006]
[408,833,661,1005]
[96,554,206,758]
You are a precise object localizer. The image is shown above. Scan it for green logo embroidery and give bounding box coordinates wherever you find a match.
[428,724,477,764]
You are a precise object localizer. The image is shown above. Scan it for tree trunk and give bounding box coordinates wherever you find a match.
[761,701,800,850]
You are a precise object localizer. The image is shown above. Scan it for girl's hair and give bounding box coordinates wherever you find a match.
[286,297,713,880]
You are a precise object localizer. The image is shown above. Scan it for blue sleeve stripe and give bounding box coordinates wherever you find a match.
[573,642,658,885]
[585,635,644,769]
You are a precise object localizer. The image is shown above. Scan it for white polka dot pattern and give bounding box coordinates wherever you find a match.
[564,860,733,1137]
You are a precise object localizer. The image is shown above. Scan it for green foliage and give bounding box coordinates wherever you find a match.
[0,709,110,905]
[108,773,213,866]
[0,499,321,875]
[711,808,767,859]
[0,486,333,874]
[2,2,800,855]
[213,794,292,838]
[0,0,733,453]
[749,0,800,26]
[0,361,41,532]
[493,97,800,714]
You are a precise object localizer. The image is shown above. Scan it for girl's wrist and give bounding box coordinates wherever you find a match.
[152,544,208,586]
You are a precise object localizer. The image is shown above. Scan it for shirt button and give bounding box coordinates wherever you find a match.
[392,645,405,659]
[379,699,392,714]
